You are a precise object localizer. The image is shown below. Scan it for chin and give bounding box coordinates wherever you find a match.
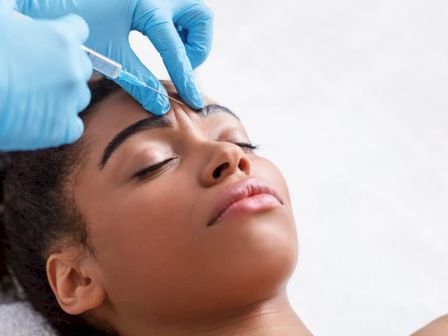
[148,210,298,320]
[209,209,298,303]
[242,212,297,275]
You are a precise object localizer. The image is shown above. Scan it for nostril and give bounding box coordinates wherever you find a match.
[238,159,249,173]
[212,162,229,179]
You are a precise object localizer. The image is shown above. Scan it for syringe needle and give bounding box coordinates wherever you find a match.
[139,82,185,106]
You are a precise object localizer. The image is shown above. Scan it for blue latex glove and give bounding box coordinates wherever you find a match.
[17,0,214,115]
[0,8,92,150]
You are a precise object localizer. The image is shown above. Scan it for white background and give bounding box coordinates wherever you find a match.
[131,1,448,335]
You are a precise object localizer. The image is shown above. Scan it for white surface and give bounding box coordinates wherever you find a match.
[131,1,448,335]
[0,302,55,336]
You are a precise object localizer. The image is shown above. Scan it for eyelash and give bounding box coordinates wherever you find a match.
[233,142,259,152]
[133,142,258,179]
[133,157,177,179]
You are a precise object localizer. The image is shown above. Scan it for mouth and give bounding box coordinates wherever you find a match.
[207,177,284,227]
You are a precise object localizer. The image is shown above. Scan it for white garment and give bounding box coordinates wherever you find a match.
[0,302,56,336]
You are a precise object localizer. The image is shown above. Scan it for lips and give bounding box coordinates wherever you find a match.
[208,177,284,227]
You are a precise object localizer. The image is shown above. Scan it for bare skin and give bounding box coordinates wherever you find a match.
[46,82,312,335]
[186,294,310,336]
[412,315,448,336]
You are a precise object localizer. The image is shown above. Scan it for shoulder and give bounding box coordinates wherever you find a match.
[412,315,448,336]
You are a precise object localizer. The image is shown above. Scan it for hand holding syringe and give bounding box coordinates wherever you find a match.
[82,46,184,112]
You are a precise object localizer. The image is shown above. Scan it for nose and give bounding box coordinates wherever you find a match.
[200,142,251,187]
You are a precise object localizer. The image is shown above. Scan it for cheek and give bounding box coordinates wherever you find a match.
[88,177,202,311]
[93,182,195,267]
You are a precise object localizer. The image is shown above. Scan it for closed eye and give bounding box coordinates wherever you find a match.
[233,142,259,153]
[133,157,177,180]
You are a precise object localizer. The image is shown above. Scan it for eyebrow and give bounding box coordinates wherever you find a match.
[199,104,240,120]
[99,104,238,169]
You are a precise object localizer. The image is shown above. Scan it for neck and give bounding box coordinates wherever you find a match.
[192,293,311,336]
[121,292,312,336]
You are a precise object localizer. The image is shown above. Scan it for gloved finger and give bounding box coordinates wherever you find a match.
[174,1,214,69]
[78,48,94,82]
[75,81,92,113]
[0,0,15,11]
[115,46,170,115]
[64,116,85,144]
[47,13,90,44]
[40,14,92,83]
[133,10,204,110]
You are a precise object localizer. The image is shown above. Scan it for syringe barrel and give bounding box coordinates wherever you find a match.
[81,46,122,79]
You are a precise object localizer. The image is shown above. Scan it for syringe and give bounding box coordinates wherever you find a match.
[81,46,183,106]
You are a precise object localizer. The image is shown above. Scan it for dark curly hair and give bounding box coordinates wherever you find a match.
[0,78,121,335]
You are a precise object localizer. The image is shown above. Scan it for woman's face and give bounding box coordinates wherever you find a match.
[72,83,298,328]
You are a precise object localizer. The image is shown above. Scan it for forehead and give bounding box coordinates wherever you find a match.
[83,89,153,143]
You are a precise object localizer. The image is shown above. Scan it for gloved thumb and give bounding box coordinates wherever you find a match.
[63,116,84,144]
[115,46,170,116]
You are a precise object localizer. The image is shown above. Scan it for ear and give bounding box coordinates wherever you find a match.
[46,249,106,315]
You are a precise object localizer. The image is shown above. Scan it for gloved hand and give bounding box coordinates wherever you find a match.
[0,9,92,151]
[17,0,214,115]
